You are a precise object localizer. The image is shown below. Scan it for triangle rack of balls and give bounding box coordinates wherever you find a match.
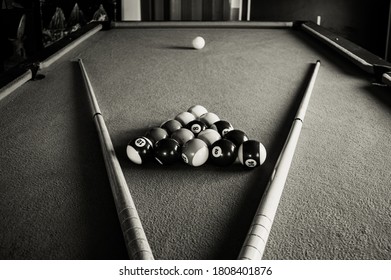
[126,105,267,168]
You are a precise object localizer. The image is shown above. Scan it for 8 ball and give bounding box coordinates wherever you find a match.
[186,120,207,136]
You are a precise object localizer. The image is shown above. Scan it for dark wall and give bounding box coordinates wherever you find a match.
[251,0,390,58]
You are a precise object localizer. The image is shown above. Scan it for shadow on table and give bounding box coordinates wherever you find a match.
[363,84,391,110]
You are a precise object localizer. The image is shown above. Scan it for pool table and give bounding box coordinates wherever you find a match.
[0,21,390,260]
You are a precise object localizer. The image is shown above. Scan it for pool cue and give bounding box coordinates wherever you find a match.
[238,60,321,260]
[78,59,154,260]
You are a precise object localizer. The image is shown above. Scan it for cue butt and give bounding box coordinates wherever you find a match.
[79,59,154,260]
[238,61,321,260]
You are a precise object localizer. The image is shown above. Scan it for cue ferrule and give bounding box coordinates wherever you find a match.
[238,60,321,260]
[79,59,102,117]
[295,60,320,122]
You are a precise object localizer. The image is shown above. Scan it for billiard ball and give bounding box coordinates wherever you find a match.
[154,138,181,165]
[197,129,221,146]
[126,136,154,164]
[175,111,196,126]
[224,129,249,147]
[186,120,207,136]
[210,120,234,136]
[161,119,182,135]
[188,105,208,118]
[171,128,195,146]
[145,127,169,144]
[209,139,237,166]
[192,36,205,50]
[199,112,220,127]
[238,140,267,168]
[181,138,209,167]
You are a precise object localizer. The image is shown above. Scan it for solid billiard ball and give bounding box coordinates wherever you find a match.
[181,138,209,167]
[161,119,182,135]
[199,112,220,127]
[210,120,234,136]
[192,36,205,50]
[188,105,208,118]
[171,128,195,146]
[145,127,169,144]
[238,140,267,168]
[209,139,237,166]
[175,111,196,126]
[224,129,249,147]
[186,120,207,136]
[126,136,154,164]
[197,129,221,146]
[154,138,181,165]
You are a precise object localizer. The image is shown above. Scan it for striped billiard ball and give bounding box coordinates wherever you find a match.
[126,136,154,165]
[238,140,267,168]
[210,120,234,136]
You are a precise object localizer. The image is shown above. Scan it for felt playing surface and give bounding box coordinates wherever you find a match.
[1,27,391,260]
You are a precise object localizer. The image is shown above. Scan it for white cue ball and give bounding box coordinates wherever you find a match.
[192,36,205,50]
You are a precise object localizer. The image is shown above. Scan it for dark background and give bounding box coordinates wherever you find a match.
[1,0,390,72]
[251,0,390,62]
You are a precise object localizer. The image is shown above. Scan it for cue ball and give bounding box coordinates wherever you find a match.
[161,119,182,135]
[209,139,237,166]
[175,111,196,126]
[192,36,205,50]
[145,127,169,144]
[199,112,220,127]
[210,120,234,136]
[238,140,267,168]
[224,129,249,147]
[197,129,221,146]
[182,138,209,167]
[188,105,208,118]
[154,138,181,165]
[126,136,154,164]
[186,120,207,136]
[171,128,195,146]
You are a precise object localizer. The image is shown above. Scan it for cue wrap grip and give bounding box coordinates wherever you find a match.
[95,115,154,260]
